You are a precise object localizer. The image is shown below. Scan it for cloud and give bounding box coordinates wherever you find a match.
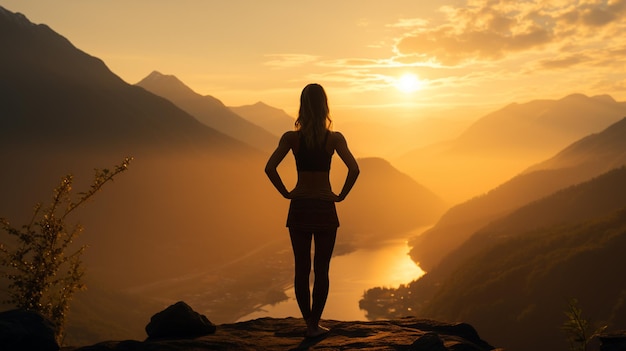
[263,54,320,69]
[387,18,430,28]
[609,45,626,56]
[320,58,385,68]
[394,0,626,66]
[538,53,589,69]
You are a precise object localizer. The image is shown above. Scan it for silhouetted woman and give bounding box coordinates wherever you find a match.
[265,83,360,338]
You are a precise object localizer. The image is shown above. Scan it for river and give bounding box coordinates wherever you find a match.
[238,238,424,322]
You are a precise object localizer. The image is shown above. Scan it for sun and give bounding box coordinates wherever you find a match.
[395,73,423,93]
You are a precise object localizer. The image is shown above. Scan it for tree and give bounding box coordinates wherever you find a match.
[0,157,132,342]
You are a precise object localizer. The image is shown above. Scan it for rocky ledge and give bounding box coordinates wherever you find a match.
[69,317,498,351]
[3,301,500,351]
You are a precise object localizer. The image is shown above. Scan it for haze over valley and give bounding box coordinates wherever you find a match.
[2,4,626,351]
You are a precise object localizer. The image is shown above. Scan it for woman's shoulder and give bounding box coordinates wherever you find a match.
[328,130,347,143]
[280,130,298,140]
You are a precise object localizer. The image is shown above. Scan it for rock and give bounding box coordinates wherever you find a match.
[67,340,143,351]
[68,316,497,350]
[600,332,626,351]
[145,301,216,339]
[410,332,446,351]
[0,309,59,351]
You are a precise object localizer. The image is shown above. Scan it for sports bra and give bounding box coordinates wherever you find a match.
[294,131,333,172]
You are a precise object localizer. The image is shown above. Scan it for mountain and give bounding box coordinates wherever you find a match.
[427,166,626,283]
[0,9,246,155]
[0,5,282,341]
[396,94,626,202]
[136,71,278,153]
[420,168,626,351]
[523,114,626,174]
[229,101,295,137]
[333,157,447,246]
[408,117,626,272]
[0,4,276,285]
[448,94,625,154]
[361,115,626,349]
[361,167,626,351]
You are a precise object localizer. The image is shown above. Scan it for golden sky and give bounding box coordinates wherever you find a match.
[3,0,626,118]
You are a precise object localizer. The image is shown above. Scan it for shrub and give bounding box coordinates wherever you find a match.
[561,297,607,351]
[0,157,132,343]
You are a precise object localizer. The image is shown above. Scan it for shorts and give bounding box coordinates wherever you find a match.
[286,198,339,231]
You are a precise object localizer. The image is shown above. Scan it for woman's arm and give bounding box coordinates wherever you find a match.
[265,132,294,199]
[333,132,360,202]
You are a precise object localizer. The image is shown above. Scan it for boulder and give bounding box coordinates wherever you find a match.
[0,309,59,351]
[145,301,216,339]
[409,332,447,351]
[600,332,626,351]
[410,332,446,351]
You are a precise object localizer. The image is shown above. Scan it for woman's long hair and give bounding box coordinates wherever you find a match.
[295,83,332,149]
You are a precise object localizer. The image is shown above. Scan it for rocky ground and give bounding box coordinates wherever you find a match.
[65,317,499,351]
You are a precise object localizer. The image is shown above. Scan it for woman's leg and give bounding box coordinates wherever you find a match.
[308,228,337,335]
[289,229,313,321]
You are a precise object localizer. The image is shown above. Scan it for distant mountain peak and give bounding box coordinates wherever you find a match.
[237,101,289,115]
[136,71,200,99]
[139,71,190,89]
[144,70,168,80]
[0,6,34,28]
[557,93,621,108]
[559,93,595,102]
[0,6,59,39]
[592,94,617,104]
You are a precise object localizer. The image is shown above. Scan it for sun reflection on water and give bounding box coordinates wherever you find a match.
[238,239,424,321]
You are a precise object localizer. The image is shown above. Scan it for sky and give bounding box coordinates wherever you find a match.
[3,0,626,119]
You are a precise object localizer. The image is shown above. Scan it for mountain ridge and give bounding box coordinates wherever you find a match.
[448,93,626,154]
[361,166,626,351]
[136,71,278,152]
[408,115,626,271]
[396,93,626,202]
[229,101,295,137]
[336,157,447,240]
[523,116,626,173]
[0,7,251,155]
[419,168,626,351]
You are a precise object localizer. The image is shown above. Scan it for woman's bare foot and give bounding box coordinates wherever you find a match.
[306,324,330,338]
